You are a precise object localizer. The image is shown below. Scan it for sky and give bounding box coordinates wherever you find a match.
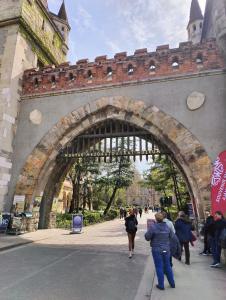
[48,0,206,63]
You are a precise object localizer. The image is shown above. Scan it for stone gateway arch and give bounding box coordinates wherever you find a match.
[1,0,226,228]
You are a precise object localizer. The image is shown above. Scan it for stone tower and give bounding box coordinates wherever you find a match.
[187,0,204,44]
[202,0,226,61]
[0,0,70,212]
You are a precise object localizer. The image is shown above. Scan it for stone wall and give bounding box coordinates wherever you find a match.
[22,39,224,96]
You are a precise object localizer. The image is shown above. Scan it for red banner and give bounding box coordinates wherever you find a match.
[211,151,226,215]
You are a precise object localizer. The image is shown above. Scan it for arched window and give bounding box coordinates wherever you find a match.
[149,61,156,71]
[42,19,45,31]
[172,57,179,68]
[69,72,75,81]
[51,75,56,84]
[128,64,134,75]
[87,70,93,80]
[196,53,203,64]
[34,78,39,88]
[107,67,113,77]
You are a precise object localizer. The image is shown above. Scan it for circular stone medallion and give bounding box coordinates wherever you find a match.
[29,109,42,125]
[187,91,206,111]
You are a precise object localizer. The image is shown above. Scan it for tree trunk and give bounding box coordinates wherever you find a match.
[103,185,118,215]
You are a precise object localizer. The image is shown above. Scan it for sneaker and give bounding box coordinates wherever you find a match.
[129,252,132,259]
[210,263,220,268]
[170,284,176,288]
[199,252,207,256]
[156,285,165,290]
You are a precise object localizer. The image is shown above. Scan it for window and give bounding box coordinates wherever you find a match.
[172,57,179,68]
[128,64,134,75]
[149,61,156,71]
[196,53,203,64]
[200,22,203,29]
[51,75,56,84]
[87,70,93,80]
[69,73,75,81]
[193,24,196,32]
[42,19,45,31]
[107,67,113,77]
[34,78,39,88]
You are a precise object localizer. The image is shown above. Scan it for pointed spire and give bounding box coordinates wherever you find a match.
[188,0,203,26]
[58,0,68,23]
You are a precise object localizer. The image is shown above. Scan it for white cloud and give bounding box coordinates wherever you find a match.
[72,5,93,33]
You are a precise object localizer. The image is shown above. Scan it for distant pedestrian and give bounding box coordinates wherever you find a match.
[119,207,124,219]
[134,207,138,218]
[210,211,226,268]
[139,207,143,218]
[175,211,193,265]
[145,213,175,290]
[123,209,127,219]
[125,208,138,258]
[200,211,214,256]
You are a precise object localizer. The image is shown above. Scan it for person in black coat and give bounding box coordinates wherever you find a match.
[125,208,138,258]
[200,211,214,255]
[175,211,193,265]
[210,211,226,268]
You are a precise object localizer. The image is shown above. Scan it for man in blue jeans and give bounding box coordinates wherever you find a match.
[145,213,175,290]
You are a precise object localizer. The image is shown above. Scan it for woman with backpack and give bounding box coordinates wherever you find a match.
[125,208,138,258]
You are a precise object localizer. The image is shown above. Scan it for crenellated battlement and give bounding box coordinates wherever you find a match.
[22,39,225,96]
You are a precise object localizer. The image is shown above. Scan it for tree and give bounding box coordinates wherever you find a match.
[143,156,189,210]
[68,159,100,213]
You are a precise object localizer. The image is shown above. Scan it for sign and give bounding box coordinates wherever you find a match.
[13,195,25,203]
[147,219,155,230]
[72,214,83,233]
[0,213,11,233]
[211,151,226,215]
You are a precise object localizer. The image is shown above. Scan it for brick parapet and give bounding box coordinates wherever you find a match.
[22,39,225,96]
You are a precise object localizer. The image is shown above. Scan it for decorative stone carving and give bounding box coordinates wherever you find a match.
[187,92,205,111]
[29,109,42,125]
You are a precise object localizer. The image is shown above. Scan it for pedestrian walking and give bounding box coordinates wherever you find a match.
[175,211,193,265]
[162,211,176,267]
[134,207,138,218]
[119,207,124,219]
[125,208,138,258]
[210,211,226,268]
[145,213,175,290]
[199,211,214,255]
[139,207,143,218]
[123,208,127,219]
[162,211,175,233]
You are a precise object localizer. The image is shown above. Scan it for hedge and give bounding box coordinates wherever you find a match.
[56,209,119,229]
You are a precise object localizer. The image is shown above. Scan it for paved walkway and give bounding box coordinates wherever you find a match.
[0,213,225,300]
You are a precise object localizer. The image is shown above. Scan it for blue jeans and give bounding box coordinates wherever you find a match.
[211,238,221,264]
[152,250,175,289]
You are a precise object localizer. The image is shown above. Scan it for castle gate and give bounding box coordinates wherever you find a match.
[7,40,226,227]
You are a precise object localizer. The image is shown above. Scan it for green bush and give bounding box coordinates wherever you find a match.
[56,209,118,229]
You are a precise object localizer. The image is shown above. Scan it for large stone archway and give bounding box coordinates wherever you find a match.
[15,96,212,227]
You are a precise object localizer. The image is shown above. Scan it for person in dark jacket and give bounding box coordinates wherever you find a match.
[125,208,138,258]
[175,211,193,265]
[210,211,226,268]
[200,211,214,255]
[145,213,175,290]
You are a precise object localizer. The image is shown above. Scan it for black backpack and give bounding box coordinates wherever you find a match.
[127,218,137,232]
